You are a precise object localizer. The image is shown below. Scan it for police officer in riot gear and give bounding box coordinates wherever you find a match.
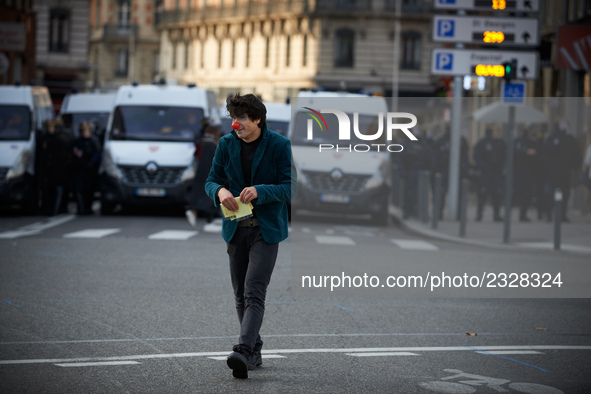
[73,122,101,215]
[431,125,470,220]
[514,127,544,222]
[396,128,430,219]
[544,121,581,222]
[473,127,506,222]
[39,119,74,216]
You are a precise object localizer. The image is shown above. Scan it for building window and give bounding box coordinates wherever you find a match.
[286,36,291,67]
[218,41,223,68]
[246,38,250,68]
[337,0,356,9]
[155,0,163,25]
[231,39,236,68]
[95,0,101,26]
[184,42,190,69]
[116,49,129,77]
[400,31,421,70]
[49,8,70,53]
[334,28,354,68]
[265,37,270,68]
[172,43,177,69]
[154,52,160,77]
[200,41,205,69]
[118,0,130,28]
[303,34,308,67]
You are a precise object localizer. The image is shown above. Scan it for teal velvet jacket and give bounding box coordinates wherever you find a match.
[204,124,298,244]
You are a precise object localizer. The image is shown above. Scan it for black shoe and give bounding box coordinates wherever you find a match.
[519,216,531,222]
[227,346,249,379]
[475,215,482,222]
[494,216,503,222]
[248,350,262,370]
[562,217,570,223]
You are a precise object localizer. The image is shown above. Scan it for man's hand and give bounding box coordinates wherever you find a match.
[218,188,239,211]
[239,186,258,205]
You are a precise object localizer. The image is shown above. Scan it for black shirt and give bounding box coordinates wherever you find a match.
[240,131,263,187]
[240,131,263,218]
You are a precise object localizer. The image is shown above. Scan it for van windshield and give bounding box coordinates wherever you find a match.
[291,112,386,146]
[0,106,31,141]
[110,106,204,142]
[267,120,289,137]
[62,112,110,137]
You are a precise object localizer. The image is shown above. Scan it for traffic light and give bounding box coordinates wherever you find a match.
[502,59,517,81]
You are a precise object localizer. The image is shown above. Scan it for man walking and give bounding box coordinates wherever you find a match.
[205,94,297,379]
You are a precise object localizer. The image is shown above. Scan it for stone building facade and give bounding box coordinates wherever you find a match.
[157,0,436,103]
[87,0,160,91]
[33,0,90,111]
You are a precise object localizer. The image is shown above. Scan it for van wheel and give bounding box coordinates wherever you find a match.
[100,200,116,215]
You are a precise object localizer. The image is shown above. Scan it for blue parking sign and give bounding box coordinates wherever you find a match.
[437,19,455,37]
[437,0,456,4]
[435,53,453,71]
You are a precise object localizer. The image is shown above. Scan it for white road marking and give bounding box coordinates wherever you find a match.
[347,352,419,357]
[207,355,286,361]
[0,215,76,239]
[2,346,589,366]
[315,235,356,245]
[55,361,141,367]
[476,351,544,355]
[63,229,121,239]
[148,230,198,240]
[391,239,439,251]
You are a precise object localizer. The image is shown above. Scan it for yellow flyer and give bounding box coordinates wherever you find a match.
[221,197,254,221]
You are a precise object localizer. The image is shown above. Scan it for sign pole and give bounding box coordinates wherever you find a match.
[391,0,401,112]
[447,9,465,221]
[503,105,515,243]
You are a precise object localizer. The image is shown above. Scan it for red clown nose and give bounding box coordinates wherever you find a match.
[231,121,240,130]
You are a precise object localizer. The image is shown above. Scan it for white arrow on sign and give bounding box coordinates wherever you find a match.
[433,0,540,12]
[432,15,539,46]
[430,48,539,80]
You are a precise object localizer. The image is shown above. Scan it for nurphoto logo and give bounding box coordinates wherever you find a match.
[304,108,418,153]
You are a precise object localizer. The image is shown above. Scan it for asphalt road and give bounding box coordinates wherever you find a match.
[1,209,590,393]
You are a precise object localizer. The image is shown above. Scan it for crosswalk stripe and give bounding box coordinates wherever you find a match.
[55,361,140,367]
[207,355,286,361]
[346,352,419,357]
[391,239,439,250]
[0,215,76,239]
[63,229,121,239]
[475,351,544,355]
[148,230,198,240]
[315,235,356,245]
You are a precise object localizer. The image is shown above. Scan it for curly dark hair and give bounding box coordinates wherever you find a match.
[226,93,266,129]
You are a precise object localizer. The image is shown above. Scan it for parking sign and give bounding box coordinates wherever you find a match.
[435,53,454,71]
[437,19,455,37]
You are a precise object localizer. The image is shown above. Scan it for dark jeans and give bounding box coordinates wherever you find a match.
[227,226,278,354]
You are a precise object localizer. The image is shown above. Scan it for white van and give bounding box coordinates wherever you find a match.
[99,84,217,213]
[290,91,392,224]
[0,85,54,211]
[59,92,116,144]
[219,100,291,137]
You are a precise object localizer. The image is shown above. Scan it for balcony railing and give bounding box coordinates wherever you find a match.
[159,0,310,24]
[158,0,431,25]
[103,24,138,39]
